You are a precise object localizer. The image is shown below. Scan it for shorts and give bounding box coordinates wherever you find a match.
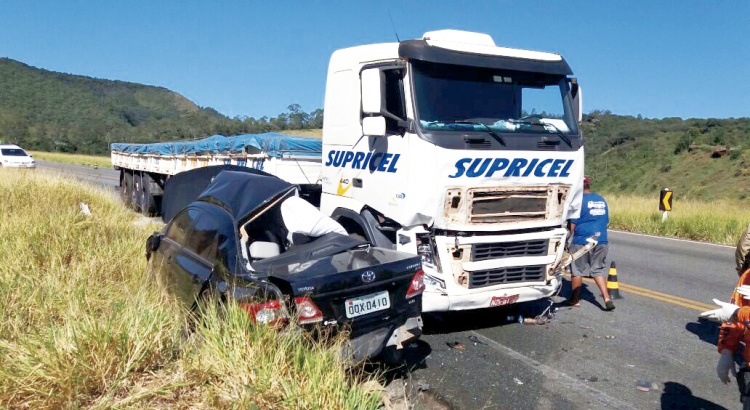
[570,243,609,278]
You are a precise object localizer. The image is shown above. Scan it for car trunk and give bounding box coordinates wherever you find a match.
[253,234,421,337]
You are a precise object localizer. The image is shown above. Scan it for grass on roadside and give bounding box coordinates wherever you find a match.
[608,193,749,245]
[0,170,381,409]
[280,129,322,139]
[30,150,111,169]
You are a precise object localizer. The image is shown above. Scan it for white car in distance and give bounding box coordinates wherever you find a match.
[0,144,36,168]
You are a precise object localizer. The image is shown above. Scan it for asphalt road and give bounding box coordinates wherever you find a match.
[408,231,738,410]
[39,161,740,409]
[36,160,120,188]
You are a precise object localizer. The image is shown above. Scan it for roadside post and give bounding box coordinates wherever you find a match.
[659,188,673,223]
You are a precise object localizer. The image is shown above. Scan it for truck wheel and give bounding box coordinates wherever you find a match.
[132,173,143,212]
[121,172,134,207]
[139,174,157,216]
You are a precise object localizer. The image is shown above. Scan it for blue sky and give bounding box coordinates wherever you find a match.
[1,1,748,120]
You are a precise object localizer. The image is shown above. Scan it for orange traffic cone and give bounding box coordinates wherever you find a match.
[607,261,623,299]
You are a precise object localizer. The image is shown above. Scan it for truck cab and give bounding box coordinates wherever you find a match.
[320,30,584,312]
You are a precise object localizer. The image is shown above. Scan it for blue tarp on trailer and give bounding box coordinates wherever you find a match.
[110,133,321,158]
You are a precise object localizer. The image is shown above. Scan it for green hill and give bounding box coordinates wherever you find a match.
[0,58,323,155]
[582,112,750,201]
[0,58,243,154]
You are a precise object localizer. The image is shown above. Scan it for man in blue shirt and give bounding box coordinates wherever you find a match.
[567,176,615,311]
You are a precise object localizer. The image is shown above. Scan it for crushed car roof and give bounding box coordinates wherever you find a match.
[197,170,295,222]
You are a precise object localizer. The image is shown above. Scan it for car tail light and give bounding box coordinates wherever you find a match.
[406,269,425,299]
[294,297,324,324]
[239,299,289,326]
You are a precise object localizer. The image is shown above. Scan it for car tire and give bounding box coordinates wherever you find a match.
[121,172,134,208]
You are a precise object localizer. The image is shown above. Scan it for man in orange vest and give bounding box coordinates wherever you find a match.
[700,277,750,408]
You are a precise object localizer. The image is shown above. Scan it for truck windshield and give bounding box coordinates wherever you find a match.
[412,61,579,138]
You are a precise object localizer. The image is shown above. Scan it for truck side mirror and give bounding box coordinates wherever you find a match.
[362,117,386,137]
[570,78,582,123]
[361,68,384,115]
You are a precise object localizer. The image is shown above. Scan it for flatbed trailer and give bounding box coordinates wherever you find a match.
[111,133,322,215]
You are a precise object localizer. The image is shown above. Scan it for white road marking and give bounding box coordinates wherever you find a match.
[610,229,733,249]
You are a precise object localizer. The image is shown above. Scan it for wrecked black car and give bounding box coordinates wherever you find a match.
[147,167,424,362]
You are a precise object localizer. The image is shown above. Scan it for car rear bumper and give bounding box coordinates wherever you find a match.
[2,163,36,168]
[341,315,423,362]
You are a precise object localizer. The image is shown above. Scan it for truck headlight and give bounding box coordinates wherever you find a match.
[422,272,446,291]
[416,233,441,273]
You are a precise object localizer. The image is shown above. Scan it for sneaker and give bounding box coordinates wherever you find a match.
[605,300,615,311]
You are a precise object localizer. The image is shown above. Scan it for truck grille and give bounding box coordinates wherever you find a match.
[470,188,548,223]
[469,265,546,289]
[444,185,570,226]
[472,239,549,261]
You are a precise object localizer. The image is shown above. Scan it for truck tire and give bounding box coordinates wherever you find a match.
[132,173,143,212]
[121,172,134,208]
[139,174,157,216]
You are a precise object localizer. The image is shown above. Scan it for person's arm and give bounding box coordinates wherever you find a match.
[736,223,750,274]
[605,198,610,228]
[566,221,576,247]
[701,299,743,383]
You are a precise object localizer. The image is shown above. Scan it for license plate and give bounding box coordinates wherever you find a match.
[345,290,391,318]
[489,294,519,307]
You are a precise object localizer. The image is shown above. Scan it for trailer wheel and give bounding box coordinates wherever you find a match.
[139,174,157,216]
[132,173,142,212]
[121,172,134,207]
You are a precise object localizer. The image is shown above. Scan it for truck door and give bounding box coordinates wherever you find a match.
[358,66,410,223]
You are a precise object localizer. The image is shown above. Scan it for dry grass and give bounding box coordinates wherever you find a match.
[280,129,322,139]
[608,193,749,245]
[0,170,381,409]
[29,151,111,169]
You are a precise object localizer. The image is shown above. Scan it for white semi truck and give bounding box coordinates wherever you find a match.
[319,30,584,312]
[112,29,585,312]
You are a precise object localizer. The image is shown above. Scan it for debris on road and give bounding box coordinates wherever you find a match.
[446,341,465,350]
[636,380,660,392]
[79,202,92,216]
[520,316,549,325]
[513,377,524,385]
[468,335,486,346]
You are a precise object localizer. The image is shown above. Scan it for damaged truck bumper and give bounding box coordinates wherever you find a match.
[418,228,567,312]
[421,276,561,312]
[340,315,423,363]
